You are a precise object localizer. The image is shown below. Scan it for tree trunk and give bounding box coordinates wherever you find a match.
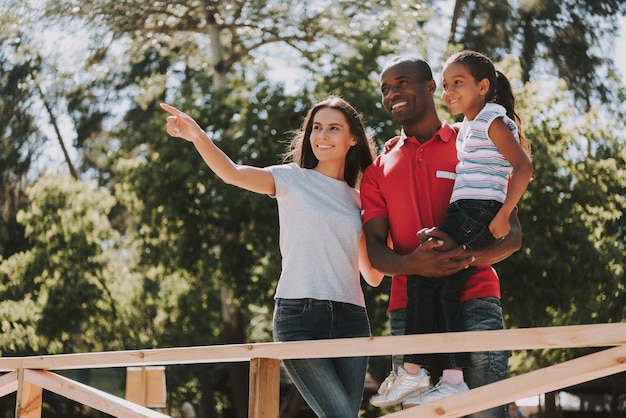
[448,0,465,45]
[37,84,79,180]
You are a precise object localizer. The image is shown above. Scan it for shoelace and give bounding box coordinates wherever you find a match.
[377,371,397,395]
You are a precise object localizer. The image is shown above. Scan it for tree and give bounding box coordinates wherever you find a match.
[498,77,626,372]
[0,175,143,355]
[447,0,626,109]
[0,35,44,260]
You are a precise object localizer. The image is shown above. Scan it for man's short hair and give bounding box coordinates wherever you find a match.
[381,56,434,82]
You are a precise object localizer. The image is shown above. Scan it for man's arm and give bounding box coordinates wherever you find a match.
[363,217,474,277]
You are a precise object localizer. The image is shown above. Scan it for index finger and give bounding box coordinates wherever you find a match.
[160,103,182,116]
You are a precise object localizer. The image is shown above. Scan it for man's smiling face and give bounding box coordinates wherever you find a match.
[380,60,434,126]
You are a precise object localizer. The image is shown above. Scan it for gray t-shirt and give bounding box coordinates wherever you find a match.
[268,163,366,307]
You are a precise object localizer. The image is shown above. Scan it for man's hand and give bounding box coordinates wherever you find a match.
[417,227,457,250]
[404,238,473,277]
[364,217,473,277]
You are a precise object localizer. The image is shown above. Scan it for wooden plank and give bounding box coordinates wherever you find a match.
[386,344,626,418]
[16,369,42,418]
[249,358,280,418]
[0,371,18,398]
[23,370,170,418]
[125,367,166,408]
[19,323,626,371]
[0,358,23,372]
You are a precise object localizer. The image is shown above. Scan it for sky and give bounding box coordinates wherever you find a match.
[617,16,626,80]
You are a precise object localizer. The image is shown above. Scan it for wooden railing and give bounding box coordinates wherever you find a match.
[1,323,625,418]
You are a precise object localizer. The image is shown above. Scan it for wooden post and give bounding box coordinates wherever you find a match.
[125,366,167,407]
[15,369,42,418]
[249,358,280,418]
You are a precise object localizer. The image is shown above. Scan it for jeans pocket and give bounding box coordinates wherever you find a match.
[275,299,309,323]
[464,226,496,249]
[343,303,367,316]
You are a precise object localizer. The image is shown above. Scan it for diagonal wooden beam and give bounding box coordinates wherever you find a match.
[23,370,171,418]
[386,344,626,418]
[0,371,17,398]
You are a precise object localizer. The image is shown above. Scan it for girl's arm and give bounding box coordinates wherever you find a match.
[161,103,276,195]
[488,118,533,238]
[358,233,385,287]
[468,210,522,266]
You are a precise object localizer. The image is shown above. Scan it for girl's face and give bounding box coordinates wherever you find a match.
[441,62,489,120]
[309,108,357,168]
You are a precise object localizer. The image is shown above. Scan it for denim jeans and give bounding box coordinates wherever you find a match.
[389,297,509,418]
[462,297,510,418]
[273,298,370,418]
[389,308,407,373]
[439,199,502,250]
[404,271,472,369]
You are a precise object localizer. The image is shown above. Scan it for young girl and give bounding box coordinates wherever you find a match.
[161,96,383,417]
[371,51,532,407]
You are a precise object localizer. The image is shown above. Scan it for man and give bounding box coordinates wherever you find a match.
[361,56,521,417]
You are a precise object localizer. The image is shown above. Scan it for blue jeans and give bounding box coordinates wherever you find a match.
[404,273,472,369]
[390,297,509,418]
[462,297,510,418]
[389,308,407,373]
[273,298,370,418]
[439,199,502,250]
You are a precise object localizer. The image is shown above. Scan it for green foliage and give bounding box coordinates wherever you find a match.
[451,0,626,108]
[498,77,626,373]
[0,175,135,355]
[0,35,45,259]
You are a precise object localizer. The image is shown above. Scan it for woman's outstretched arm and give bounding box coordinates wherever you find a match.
[161,103,276,195]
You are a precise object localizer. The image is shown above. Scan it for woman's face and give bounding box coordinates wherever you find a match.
[309,107,357,166]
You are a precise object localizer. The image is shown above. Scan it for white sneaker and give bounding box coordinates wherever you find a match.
[403,378,469,406]
[370,366,433,407]
[376,370,398,395]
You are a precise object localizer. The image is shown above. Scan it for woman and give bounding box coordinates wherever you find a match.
[161,95,382,417]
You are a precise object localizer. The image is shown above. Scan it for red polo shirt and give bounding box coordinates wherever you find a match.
[361,122,501,312]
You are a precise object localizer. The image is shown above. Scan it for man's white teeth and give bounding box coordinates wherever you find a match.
[392,101,407,110]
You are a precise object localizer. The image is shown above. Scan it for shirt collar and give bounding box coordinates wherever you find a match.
[399,121,456,146]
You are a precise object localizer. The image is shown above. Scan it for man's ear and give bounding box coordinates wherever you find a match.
[426,79,437,94]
